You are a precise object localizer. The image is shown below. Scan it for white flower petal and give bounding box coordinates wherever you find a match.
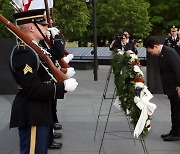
[134,96,140,103]
[135,82,145,88]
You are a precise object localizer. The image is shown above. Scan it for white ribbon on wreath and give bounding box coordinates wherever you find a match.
[134,86,157,138]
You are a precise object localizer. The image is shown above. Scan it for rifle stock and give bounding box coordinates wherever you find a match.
[0,14,68,82]
[59,59,70,68]
[60,68,67,74]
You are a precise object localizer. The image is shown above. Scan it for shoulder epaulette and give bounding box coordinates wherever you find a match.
[17,41,26,50]
[10,45,40,72]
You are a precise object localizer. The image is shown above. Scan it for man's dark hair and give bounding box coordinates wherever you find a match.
[145,36,163,48]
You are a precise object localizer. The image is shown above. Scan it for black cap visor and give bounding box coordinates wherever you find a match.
[35,18,48,26]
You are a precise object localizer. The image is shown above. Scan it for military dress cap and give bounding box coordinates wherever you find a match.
[171,25,178,32]
[14,9,48,26]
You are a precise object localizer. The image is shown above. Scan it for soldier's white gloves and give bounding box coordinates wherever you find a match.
[64,78,78,92]
[63,54,74,63]
[66,67,75,78]
[47,27,60,39]
[46,31,51,39]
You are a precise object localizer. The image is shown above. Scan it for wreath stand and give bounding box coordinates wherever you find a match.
[94,66,149,154]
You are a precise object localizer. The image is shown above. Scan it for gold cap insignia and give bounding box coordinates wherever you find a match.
[171,25,178,32]
[23,64,33,75]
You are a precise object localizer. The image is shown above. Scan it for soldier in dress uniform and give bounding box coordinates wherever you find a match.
[9,9,78,154]
[39,28,65,149]
[42,18,75,149]
[164,25,180,56]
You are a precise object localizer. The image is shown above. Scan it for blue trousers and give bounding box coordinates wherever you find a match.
[19,125,49,154]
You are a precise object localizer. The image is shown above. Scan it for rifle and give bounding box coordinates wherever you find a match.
[9,0,70,71]
[49,7,69,55]
[0,14,68,82]
[43,0,70,69]
[10,0,23,13]
[44,0,69,56]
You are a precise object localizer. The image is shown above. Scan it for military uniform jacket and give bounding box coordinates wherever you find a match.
[9,39,65,128]
[164,36,180,56]
[159,45,180,96]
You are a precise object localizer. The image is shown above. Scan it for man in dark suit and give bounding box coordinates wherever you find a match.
[145,36,180,141]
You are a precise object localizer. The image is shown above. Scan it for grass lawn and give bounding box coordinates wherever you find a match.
[65,41,78,47]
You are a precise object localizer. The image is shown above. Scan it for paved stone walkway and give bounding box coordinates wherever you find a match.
[0,65,180,154]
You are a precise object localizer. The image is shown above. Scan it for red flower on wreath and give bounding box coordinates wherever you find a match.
[131,61,136,66]
[135,77,145,83]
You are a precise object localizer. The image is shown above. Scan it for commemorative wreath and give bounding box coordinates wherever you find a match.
[112,49,156,138]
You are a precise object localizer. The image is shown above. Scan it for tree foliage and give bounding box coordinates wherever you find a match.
[96,0,151,43]
[146,0,180,35]
[0,0,180,45]
[54,0,90,41]
[0,0,14,37]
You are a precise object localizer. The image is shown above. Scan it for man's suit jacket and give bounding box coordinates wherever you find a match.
[159,45,180,96]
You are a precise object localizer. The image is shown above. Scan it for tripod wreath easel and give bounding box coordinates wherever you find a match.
[93,64,149,154]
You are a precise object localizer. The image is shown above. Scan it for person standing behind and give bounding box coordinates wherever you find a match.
[9,9,78,154]
[145,36,180,141]
[123,31,131,44]
[109,34,136,53]
[123,30,138,54]
[164,25,180,56]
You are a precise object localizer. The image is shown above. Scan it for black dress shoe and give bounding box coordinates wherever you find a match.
[48,142,62,149]
[163,134,180,141]
[54,123,62,130]
[161,132,171,138]
[53,132,62,139]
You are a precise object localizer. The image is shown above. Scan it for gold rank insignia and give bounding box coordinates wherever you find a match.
[23,64,33,74]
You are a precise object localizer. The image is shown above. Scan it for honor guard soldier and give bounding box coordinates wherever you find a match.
[164,25,180,56]
[41,21,75,149]
[9,9,78,154]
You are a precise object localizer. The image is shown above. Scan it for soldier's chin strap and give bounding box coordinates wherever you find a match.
[32,21,57,82]
[33,21,46,40]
